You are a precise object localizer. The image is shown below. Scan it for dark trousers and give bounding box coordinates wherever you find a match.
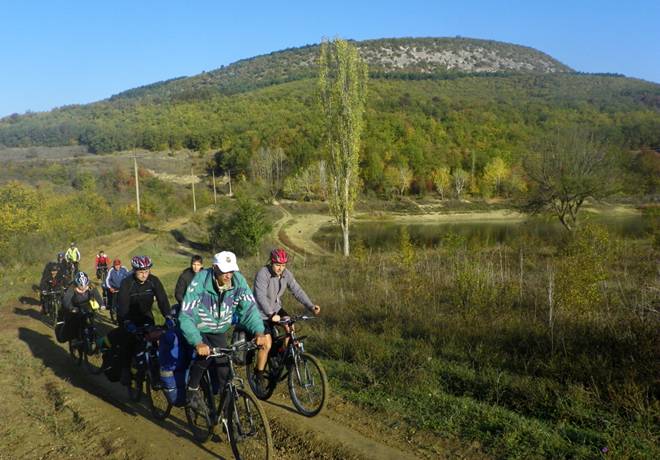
[187,333,229,391]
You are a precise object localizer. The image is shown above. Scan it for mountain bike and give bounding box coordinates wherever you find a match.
[186,340,273,460]
[68,308,104,375]
[42,288,64,326]
[246,315,328,417]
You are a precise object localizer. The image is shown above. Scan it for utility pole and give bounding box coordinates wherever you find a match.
[133,152,141,228]
[212,169,217,204]
[191,165,197,213]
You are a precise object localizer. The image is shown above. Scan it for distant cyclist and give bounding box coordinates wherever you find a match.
[252,248,320,383]
[179,251,267,410]
[95,250,111,280]
[65,242,81,274]
[39,264,66,315]
[116,256,171,385]
[174,254,203,307]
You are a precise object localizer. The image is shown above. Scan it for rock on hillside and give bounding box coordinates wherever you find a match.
[110,37,572,102]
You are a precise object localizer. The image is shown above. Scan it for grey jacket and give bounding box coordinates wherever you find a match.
[253,266,314,319]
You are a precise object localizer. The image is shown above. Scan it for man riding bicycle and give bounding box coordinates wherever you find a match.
[252,248,320,384]
[65,242,81,274]
[179,251,267,410]
[116,255,172,385]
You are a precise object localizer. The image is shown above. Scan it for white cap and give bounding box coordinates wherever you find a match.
[213,251,239,273]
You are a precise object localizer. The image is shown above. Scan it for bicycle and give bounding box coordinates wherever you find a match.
[185,340,273,460]
[246,315,328,417]
[42,288,64,326]
[68,307,104,375]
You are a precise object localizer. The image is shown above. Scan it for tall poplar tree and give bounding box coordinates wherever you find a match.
[318,38,368,256]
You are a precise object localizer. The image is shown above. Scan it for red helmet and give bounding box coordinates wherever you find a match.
[270,248,288,264]
[131,255,153,270]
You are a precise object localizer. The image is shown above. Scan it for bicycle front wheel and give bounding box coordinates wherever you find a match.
[145,372,171,420]
[83,336,104,375]
[127,366,145,402]
[287,352,328,417]
[185,378,214,443]
[69,339,83,366]
[227,388,273,460]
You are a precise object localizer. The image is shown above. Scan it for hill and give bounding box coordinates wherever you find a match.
[0,37,659,196]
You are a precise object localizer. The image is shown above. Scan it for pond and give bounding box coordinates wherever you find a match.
[313,213,649,251]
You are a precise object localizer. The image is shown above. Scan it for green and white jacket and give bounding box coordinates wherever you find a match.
[179,269,264,347]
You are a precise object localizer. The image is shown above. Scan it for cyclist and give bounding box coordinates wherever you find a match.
[252,248,320,383]
[116,255,171,385]
[65,242,81,274]
[39,264,66,315]
[61,272,104,343]
[179,251,267,410]
[95,250,111,280]
[174,254,203,308]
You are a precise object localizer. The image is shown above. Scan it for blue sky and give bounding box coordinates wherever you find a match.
[1,0,658,117]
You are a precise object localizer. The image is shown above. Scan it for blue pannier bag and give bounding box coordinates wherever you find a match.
[158,326,193,407]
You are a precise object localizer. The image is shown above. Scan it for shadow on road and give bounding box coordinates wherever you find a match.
[15,307,228,459]
[18,295,40,306]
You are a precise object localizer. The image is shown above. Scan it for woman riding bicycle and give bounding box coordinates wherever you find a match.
[61,272,103,342]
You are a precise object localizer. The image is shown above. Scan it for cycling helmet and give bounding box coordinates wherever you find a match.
[57,252,65,260]
[270,248,289,264]
[74,271,90,287]
[49,263,59,272]
[131,255,153,270]
[70,242,76,247]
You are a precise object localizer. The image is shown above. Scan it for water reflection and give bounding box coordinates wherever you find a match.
[314,214,648,251]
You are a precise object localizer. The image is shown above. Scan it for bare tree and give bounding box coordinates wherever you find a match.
[522,127,620,231]
[453,167,469,199]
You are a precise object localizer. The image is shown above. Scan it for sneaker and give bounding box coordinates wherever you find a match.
[253,369,267,391]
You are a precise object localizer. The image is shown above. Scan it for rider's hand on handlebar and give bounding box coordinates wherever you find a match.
[311,305,321,316]
[271,314,280,323]
[196,342,210,356]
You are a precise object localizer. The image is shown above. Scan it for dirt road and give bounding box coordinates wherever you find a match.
[0,215,422,459]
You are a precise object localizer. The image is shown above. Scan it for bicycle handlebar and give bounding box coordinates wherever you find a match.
[274,314,317,326]
[207,339,259,359]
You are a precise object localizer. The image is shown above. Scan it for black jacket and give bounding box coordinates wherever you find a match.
[174,267,196,305]
[117,273,171,325]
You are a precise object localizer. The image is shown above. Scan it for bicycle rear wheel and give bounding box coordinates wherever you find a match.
[227,388,273,460]
[287,352,328,417]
